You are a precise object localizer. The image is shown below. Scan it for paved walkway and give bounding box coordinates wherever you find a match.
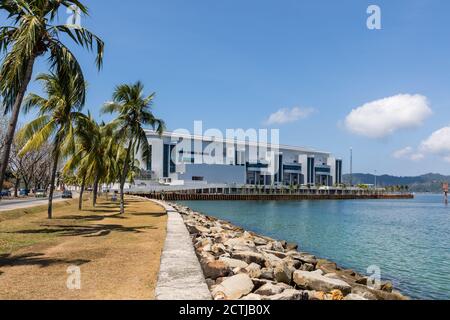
[0,195,67,212]
[151,199,212,300]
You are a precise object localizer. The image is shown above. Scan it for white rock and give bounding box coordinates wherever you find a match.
[262,289,306,300]
[219,257,249,269]
[240,293,262,300]
[254,283,287,296]
[212,274,255,300]
[232,251,265,265]
[263,252,282,267]
[245,263,262,278]
[344,294,368,300]
[293,270,352,295]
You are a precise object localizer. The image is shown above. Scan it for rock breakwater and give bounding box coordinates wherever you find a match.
[172,203,408,301]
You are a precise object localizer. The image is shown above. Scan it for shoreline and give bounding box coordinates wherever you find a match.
[136,192,414,202]
[171,202,409,300]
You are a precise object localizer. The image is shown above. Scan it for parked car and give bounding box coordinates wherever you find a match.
[62,190,73,199]
[0,190,11,197]
[35,189,47,198]
[19,189,30,196]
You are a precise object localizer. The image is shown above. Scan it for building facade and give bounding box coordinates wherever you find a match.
[141,131,343,187]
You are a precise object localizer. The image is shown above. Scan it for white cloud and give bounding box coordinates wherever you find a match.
[410,153,425,161]
[265,107,315,125]
[344,94,432,138]
[393,147,414,159]
[392,146,424,161]
[420,126,450,155]
[394,125,450,163]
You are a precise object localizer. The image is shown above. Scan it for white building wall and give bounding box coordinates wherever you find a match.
[179,164,246,185]
[140,131,341,187]
[328,157,337,186]
[148,137,164,178]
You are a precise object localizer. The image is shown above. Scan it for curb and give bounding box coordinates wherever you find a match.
[149,199,212,300]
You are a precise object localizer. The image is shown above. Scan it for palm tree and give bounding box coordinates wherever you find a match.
[63,113,98,210]
[0,0,104,198]
[102,82,165,214]
[18,72,89,219]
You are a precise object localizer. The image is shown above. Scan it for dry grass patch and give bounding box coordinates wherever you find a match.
[0,196,167,300]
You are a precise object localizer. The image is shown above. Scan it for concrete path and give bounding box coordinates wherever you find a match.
[151,199,212,300]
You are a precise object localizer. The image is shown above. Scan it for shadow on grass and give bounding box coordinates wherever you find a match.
[0,252,90,268]
[59,214,126,222]
[129,212,166,218]
[10,223,156,238]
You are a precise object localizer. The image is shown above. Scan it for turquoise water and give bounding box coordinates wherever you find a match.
[179,194,450,300]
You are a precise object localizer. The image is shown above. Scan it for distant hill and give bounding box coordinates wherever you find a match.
[343,173,450,193]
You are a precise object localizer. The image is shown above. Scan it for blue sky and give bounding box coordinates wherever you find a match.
[8,0,450,176]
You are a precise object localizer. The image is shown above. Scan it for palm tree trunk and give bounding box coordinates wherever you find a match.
[0,56,36,200]
[48,141,61,219]
[119,139,133,214]
[92,176,99,207]
[78,173,86,211]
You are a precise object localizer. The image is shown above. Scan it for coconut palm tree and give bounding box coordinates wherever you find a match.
[102,82,165,214]
[62,113,98,210]
[18,72,90,219]
[0,0,104,198]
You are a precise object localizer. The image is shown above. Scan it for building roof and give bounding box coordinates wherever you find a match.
[145,130,332,156]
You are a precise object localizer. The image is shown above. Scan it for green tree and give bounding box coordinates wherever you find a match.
[18,72,90,219]
[0,0,104,198]
[63,113,98,210]
[102,82,165,214]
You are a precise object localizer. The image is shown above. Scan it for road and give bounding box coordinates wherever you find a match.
[0,194,67,212]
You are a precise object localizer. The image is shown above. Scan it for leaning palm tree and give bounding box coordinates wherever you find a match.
[18,72,89,219]
[0,0,104,198]
[102,82,165,214]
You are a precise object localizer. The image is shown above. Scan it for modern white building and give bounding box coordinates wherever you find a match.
[139,130,343,187]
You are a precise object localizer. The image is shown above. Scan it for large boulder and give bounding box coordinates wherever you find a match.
[254,282,288,296]
[344,293,368,300]
[260,267,274,280]
[273,262,293,284]
[262,289,307,301]
[245,263,262,278]
[253,237,268,246]
[202,260,231,280]
[211,243,227,255]
[232,251,265,265]
[289,253,317,265]
[316,259,338,273]
[261,249,288,259]
[271,241,285,252]
[351,284,408,300]
[224,238,256,250]
[240,293,262,300]
[293,270,352,295]
[211,274,255,300]
[187,223,210,235]
[263,252,282,267]
[219,257,249,269]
